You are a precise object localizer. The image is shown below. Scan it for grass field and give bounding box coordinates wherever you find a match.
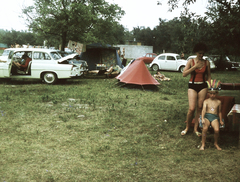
[0,69,240,181]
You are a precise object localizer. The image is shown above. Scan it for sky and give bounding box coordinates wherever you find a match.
[0,0,208,31]
[106,0,209,30]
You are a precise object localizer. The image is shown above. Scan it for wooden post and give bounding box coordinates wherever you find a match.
[234,111,240,149]
[228,104,240,148]
[238,113,240,149]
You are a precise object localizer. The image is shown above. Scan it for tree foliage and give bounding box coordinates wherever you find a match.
[159,0,240,56]
[206,0,240,55]
[122,0,237,57]
[128,13,213,55]
[22,0,125,50]
[0,29,41,47]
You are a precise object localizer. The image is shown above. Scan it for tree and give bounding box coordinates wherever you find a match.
[176,13,213,54]
[22,0,125,50]
[153,19,172,53]
[160,0,240,56]
[0,29,40,47]
[131,26,154,46]
[206,0,240,56]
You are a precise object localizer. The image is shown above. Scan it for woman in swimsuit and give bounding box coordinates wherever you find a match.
[181,43,211,137]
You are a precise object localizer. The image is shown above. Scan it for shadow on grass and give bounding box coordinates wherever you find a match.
[199,128,239,149]
[0,78,88,85]
[219,130,239,148]
[115,82,160,92]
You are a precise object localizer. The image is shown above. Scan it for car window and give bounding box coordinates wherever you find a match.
[33,52,51,60]
[176,55,181,60]
[50,52,61,60]
[11,52,25,62]
[33,52,40,59]
[158,56,165,60]
[146,54,150,57]
[167,56,175,60]
[153,54,157,58]
[2,50,11,56]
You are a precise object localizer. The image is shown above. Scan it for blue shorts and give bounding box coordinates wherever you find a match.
[199,114,225,128]
[204,113,219,123]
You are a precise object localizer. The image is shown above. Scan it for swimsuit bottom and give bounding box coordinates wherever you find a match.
[188,82,207,93]
[199,114,225,128]
[204,113,219,123]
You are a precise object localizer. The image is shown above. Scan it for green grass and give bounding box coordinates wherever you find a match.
[0,69,240,181]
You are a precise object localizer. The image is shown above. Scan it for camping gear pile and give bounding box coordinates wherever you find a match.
[153,72,171,81]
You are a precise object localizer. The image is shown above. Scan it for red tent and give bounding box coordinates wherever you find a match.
[116,60,160,85]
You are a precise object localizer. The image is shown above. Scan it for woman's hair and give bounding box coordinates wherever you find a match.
[193,42,208,53]
[22,54,27,59]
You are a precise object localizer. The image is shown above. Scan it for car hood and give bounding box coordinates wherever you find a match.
[58,53,79,63]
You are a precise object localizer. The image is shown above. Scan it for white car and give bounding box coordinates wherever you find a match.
[149,53,187,72]
[0,48,84,84]
[186,55,216,70]
[0,48,18,62]
[58,52,88,73]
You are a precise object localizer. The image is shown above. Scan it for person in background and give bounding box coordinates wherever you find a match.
[181,43,211,137]
[12,53,32,72]
[88,65,122,75]
[181,52,185,59]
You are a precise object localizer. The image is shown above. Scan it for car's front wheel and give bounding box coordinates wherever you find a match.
[179,66,185,73]
[42,72,58,84]
[152,64,159,71]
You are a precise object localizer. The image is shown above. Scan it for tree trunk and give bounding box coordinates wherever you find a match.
[61,31,67,51]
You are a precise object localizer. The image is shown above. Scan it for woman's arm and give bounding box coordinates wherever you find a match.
[12,61,21,69]
[182,59,205,77]
[206,60,211,83]
[20,58,31,69]
[183,59,196,77]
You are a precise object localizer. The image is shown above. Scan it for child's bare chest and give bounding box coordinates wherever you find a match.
[206,101,219,113]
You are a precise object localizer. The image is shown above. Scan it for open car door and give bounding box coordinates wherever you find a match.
[0,55,12,78]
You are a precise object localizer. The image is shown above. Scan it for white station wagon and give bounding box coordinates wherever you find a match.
[0,48,84,84]
[149,53,187,73]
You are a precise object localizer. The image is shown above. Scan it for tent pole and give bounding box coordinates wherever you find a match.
[141,85,145,91]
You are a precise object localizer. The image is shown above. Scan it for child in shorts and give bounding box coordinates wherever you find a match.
[199,80,224,151]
